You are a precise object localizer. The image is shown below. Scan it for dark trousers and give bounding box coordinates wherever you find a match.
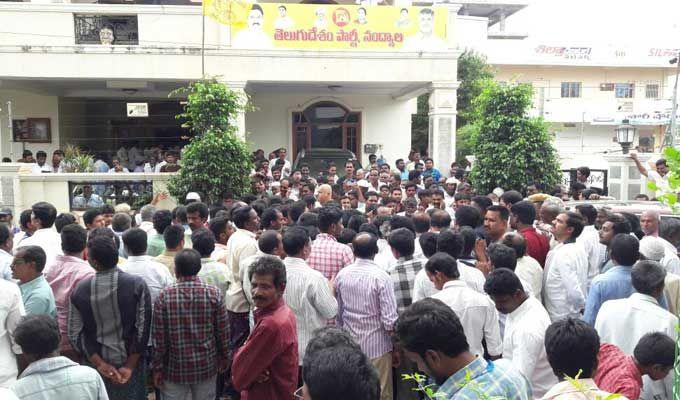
[216,311,251,400]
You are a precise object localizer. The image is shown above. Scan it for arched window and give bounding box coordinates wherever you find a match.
[292,101,361,160]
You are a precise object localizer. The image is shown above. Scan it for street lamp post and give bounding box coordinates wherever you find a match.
[615,121,636,154]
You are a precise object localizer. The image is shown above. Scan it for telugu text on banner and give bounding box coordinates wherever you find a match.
[203,1,448,51]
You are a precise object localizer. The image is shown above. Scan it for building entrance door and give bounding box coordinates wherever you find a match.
[292,101,361,160]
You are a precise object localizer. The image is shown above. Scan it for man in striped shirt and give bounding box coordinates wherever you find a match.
[334,232,398,400]
[281,226,337,375]
[308,206,353,281]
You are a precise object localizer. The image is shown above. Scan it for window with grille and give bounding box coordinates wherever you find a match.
[561,82,581,98]
[645,84,659,99]
[615,83,635,98]
[74,14,139,45]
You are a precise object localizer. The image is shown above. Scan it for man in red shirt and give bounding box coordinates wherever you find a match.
[510,201,549,267]
[595,333,675,400]
[232,255,298,400]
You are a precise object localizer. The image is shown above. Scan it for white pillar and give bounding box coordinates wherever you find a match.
[220,80,248,140]
[428,81,459,173]
[603,153,659,200]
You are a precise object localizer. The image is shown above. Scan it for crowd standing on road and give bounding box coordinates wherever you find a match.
[0,147,678,400]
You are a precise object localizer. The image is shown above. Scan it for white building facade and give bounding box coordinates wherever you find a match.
[0,0,517,173]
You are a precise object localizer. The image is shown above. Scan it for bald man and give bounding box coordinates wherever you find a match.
[640,210,660,237]
[317,184,332,205]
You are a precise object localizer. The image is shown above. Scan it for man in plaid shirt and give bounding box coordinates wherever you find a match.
[388,228,424,314]
[308,206,353,281]
[152,248,230,399]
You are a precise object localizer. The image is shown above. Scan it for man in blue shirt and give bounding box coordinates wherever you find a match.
[583,233,638,326]
[11,246,56,318]
[395,298,530,400]
[422,157,442,183]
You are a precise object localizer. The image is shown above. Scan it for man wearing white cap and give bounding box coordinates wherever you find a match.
[185,192,201,204]
[640,236,680,315]
[443,177,459,209]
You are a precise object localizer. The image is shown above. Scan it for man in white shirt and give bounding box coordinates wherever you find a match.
[641,210,680,275]
[484,268,557,397]
[502,233,543,299]
[268,147,292,178]
[575,204,607,288]
[427,252,502,359]
[595,260,678,400]
[631,153,669,193]
[31,151,53,174]
[0,277,25,388]
[281,227,337,368]
[543,212,588,321]
[191,228,230,298]
[412,232,440,302]
[0,224,13,281]
[225,206,260,351]
[20,202,62,270]
[437,230,485,293]
[120,228,174,305]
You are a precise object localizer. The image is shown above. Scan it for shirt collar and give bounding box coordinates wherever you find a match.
[56,254,86,263]
[508,296,533,319]
[177,276,200,283]
[630,292,659,304]
[161,250,179,257]
[254,297,285,318]
[237,228,257,238]
[284,257,308,268]
[442,280,468,290]
[543,379,600,398]
[201,257,216,264]
[126,255,150,262]
[316,233,337,242]
[438,357,491,396]
[20,274,47,289]
[398,255,415,262]
[19,356,78,379]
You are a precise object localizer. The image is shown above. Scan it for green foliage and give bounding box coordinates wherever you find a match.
[61,145,94,173]
[469,80,561,195]
[651,147,680,213]
[402,373,446,399]
[457,50,495,128]
[168,79,253,204]
[456,123,479,162]
[411,94,429,154]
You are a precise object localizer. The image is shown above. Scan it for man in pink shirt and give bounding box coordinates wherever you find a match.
[44,223,94,361]
[307,206,353,281]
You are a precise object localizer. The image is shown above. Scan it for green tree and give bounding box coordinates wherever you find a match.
[168,79,253,204]
[469,80,560,195]
[456,50,494,161]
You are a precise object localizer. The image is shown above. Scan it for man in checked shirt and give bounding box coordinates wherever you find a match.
[152,249,230,399]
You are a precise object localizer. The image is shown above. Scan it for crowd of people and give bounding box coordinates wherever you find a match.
[0,146,677,400]
[8,143,183,173]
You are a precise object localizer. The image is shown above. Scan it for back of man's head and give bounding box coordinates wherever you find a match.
[140,204,157,222]
[500,190,523,207]
[425,252,459,279]
[419,232,438,258]
[352,232,379,259]
[122,228,147,256]
[258,230,282,254]
[282,226,309,257]
[14,315,60,359]
[501,233,526,259]
[31,202,57,228]
[545,318,600,379]
[303,327,378,400]
[54,213,77,233]
[390,215,415,234]
[87,235,119,270]
[61,223,87,254]
[111,213,132,233]
[575,204,597,225]
[387,228,415,258]
[318,206,343,233]
[395,298,469,359]
[164,224,185,250]
[437,230,463,260]
[152,209,173,234]
[633,332,675,375]
[455,206,481,228]
[610,233,640,266]
[191,228,216,258]
[174,248,202,277]
[632,260,666,296]
[430,210,451,230]
[487,243,517,271]
[412,212,431,234]
[510,201,536,226]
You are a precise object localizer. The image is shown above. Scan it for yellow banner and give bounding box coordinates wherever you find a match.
[204,1,448,51]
